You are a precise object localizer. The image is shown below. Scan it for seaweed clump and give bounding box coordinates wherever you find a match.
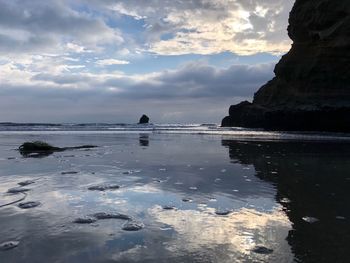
[19,141,60,152]
[19,141,97,158]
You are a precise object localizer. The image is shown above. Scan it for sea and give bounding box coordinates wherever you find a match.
[0,123,349,262]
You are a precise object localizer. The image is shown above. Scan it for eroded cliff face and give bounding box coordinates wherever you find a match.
[222,0,350,131]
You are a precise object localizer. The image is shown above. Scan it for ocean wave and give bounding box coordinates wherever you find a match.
[1,122,350,141]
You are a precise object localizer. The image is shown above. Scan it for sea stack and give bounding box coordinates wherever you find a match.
[139,114,150,124]
[222,0,350,132]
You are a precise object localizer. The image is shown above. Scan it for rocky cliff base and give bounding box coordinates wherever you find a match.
[222,101,350,132]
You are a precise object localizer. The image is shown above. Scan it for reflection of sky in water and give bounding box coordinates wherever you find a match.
[1,133,349,262]
[148,206,292,262]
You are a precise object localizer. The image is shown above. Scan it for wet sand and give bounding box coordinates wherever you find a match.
[0,132,349,262]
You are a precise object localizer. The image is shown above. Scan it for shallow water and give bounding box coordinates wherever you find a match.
[0,131,349,262]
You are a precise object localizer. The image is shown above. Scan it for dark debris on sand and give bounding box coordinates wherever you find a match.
[88,184,120,191]
[252,246,274,254]
[17,180,35,186]
[122,221,144,231]
[91,212,132,220]
[7,187,30,194]
[18,201,41,209]
[73,216,98,224]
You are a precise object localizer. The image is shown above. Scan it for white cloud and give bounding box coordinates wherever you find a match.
[90,0,294,55]
[66,43,90,53]
[96,59,130,66]
[0,0,294,57]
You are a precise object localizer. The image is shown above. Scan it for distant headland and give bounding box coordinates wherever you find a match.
[222,0,350,132]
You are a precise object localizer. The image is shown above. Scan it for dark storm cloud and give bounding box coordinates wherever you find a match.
[118,63,274,99]
[29,62,275,100]
[32,73,94,85]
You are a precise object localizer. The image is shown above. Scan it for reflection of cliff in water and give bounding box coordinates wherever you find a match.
[222,140,350,263]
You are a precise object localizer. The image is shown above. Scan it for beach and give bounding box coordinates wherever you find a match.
[0,124,350,262]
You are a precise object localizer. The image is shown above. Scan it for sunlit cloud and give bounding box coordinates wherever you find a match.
[96,59,130,66]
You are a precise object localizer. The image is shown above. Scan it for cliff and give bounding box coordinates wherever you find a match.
[222,0,350,132]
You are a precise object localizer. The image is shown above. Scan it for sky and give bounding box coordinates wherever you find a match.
[0,0,294,123]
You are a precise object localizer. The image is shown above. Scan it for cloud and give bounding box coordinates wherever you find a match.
[0,0,293,123]
[115,62,274,100]
[0,0,294,58]
[0,0,123,55]
[87,0,294,55]
[96,59,130,66]
[26,61,274,100]
[0,61,274,122]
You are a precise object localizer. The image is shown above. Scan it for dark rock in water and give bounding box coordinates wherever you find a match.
[252,246,274,254]
[19,141,97,158]
[138,114,149,124]
[91,212,132,220]
[18,201,41,209]
[7,187,30,194]
[17,180,35,186]
[88,184,120,191]
[215,210,231,216]
[122,221,144,231]
[0,241,19,251]
[222,0,350,132]
[73,216,97,224]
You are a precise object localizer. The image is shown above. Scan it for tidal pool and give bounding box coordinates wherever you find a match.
[0,132,349,262]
